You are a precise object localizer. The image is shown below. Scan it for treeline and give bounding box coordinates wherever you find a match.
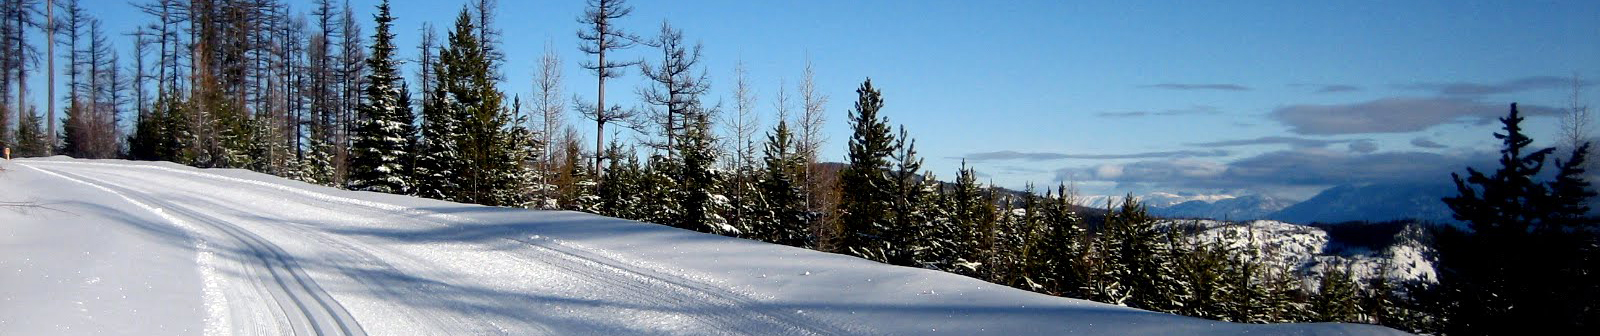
[2,0,1592,334]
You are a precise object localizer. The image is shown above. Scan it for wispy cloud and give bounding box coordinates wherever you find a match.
[1096,105,1222,118]
[1348,140,1378,153]
[1290,83,1362,93]
[1315,84,1361,93]
[1271,97,1560,135]
[1186,136,1365,149]
[1141,83,1251,91]
[1400,76,1584,96]
[962,149,1231,162]
[1411,138,1448,149]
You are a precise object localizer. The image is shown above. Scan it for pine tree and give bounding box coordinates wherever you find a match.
[989,193,1026,287]
[838,78,898,258]
[151,90,193,164]
[348,0,417,195]
[491,98,541,208]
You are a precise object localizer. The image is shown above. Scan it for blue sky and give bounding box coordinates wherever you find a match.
[57,0,1600,199]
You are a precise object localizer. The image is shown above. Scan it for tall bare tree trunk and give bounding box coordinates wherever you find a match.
[45,0,53,153]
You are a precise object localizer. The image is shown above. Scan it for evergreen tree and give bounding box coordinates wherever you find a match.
[597,142,640,218]
[348,0,417,195]
[557,135,600,212]
[58,99,86,157]
[676,112,732,235]
[1312,265,1361,323]
[880,126,926,267]
[1032,183,1088,298]
[1169,233,1233,320]
[132,89,193,164]
[1437,103,1600,334]
[414,10,478,202]
[754,120,809,247]
[635,153,680,224]
[1092,195,1175,309]
[941,161,993,275]
[15,106,46,157]
[910,172,955,269]
[494,99,543,208]
[297,138,338,187]
[414,69,464,200]
[838,78,898,258]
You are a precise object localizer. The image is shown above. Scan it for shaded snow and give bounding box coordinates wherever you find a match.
[2,158,1410,335]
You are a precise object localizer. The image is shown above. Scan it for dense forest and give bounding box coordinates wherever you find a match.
[0,0,1594,334]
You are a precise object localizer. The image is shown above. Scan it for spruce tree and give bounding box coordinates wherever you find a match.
[756,120,810,247]
[838,78,898,258]
[1438,103,1600,334]
[298,139,338,187]
[881,126,925,267]
[413,76,465,200]
[1170,233,1232,320]
[557,137,600,212]
[494,100,542,208]
[1093,195,1173,308]
[58,100,86,158]
[348,0,417,195]
[597,142,640,218]
[636,153,681,224]
[15,106,45,157]
[415,10,478,202]
[1312,265,1361,322]
[676,112,732,235]
[942,161,993,275]
[1033,183,1088,298]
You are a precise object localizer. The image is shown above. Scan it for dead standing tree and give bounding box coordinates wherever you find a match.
[576,0,639,174]
[637,20,709,158]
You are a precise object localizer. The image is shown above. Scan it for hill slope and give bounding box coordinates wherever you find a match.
[0,158,1407,335]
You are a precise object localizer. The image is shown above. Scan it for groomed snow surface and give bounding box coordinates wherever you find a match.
[1,157,1410,335]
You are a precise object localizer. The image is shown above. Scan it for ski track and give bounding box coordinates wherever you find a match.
[20,160,856,336]
[26,164,367,336]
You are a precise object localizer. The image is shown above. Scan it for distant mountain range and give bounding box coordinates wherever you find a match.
[1146,183,1459,224]
[1150,194,1296,221]
[1271,183,1457,224]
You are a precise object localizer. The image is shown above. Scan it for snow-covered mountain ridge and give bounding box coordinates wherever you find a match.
[1165,219,1436,285]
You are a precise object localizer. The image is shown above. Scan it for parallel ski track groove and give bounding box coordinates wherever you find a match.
[33,165,366,336]
[27,160,858,336]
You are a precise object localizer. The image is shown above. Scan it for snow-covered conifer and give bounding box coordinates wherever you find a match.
[349,0,417,195]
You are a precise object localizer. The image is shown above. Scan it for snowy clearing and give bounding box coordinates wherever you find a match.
[1,157,1408,335]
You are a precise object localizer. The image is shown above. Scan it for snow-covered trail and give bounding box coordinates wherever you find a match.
[2,158,1413,335]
